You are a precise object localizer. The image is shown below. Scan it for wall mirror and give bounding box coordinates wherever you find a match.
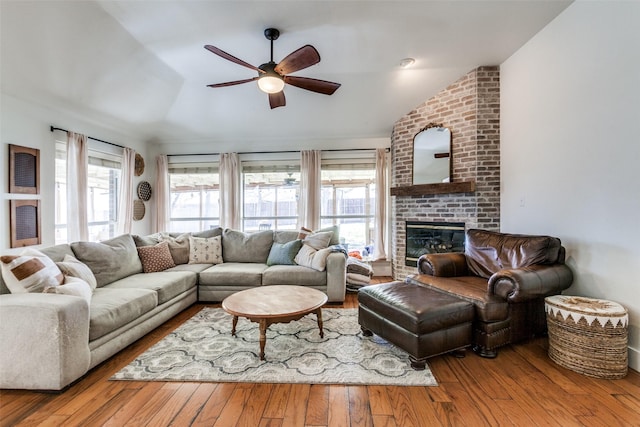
[413,123,452,185]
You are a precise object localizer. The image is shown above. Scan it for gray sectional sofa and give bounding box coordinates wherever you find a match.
[0,227,346,391]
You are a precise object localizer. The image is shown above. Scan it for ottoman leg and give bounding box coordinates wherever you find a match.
[361,326,373,337]
[409,356,427,371]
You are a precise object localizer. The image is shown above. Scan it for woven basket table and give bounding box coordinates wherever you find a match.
[545,295,628,379]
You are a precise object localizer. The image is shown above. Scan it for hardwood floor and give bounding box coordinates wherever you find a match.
[2,278,639,426]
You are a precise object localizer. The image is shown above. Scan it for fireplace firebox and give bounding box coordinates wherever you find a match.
[405,221,465,267]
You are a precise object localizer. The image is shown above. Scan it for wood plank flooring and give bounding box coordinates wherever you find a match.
[2,278,639,426]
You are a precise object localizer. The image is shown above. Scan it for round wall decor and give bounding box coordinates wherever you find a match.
[134,153,145,176]
[133,199,145,221]
[137,181,152,201]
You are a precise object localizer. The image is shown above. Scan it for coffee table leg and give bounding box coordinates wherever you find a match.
[259,318,267,360]
[231,316,238,337]
[316,308,324,338]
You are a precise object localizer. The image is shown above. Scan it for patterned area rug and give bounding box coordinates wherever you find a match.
[111,307,437,386]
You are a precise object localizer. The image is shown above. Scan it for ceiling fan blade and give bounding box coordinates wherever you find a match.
[207,77,259,88]
[269,91,286,109]
[204,45,264,73]
[275,45,320,75]
[284,76,341,95]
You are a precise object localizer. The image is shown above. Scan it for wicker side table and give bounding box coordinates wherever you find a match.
[545,295,628,379]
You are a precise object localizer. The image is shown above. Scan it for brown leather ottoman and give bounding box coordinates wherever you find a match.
[358,281,474,370]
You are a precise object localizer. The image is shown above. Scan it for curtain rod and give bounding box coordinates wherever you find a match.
[168,147,390,157]
[50,126,125,149]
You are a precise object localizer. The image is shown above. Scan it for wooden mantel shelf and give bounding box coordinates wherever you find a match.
[390,181,476,197]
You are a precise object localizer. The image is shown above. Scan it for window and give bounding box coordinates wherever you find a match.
[320,153,376,254]
[168,163,220,233]
[243,160,300,232]
[54,141,122,244]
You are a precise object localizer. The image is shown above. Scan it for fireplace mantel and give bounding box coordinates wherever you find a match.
[390,181,475,197]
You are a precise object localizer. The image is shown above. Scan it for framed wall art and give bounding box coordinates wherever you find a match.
[9,144,40,194]
[10,199,41,248]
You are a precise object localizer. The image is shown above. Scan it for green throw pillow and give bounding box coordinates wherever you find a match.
[267,240,303,266]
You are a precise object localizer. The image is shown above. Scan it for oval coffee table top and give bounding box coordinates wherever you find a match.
[222,285,328,318]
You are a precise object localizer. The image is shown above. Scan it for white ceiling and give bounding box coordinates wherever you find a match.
[1,1,571,151]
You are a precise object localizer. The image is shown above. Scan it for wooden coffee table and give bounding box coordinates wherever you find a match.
[221,285,328,360]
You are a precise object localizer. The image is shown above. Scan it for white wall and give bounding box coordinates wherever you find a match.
[501,1,640,370]
[0,93,152,252]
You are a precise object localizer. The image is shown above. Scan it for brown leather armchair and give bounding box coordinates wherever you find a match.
[409,229,573,357]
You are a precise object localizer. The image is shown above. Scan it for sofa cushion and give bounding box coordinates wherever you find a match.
[71,234,143,287]
[222,229,273,263]
[89,287,158,341]
[1,249,64,293]
[132,233,161,247]
[294,232,332,271]
[294,246,332,271]
[56,254,98,291]
[407,274,509,323]
[274,230,299,244]
[137,241,176,273]
[199,263,267,286]
[165,263,213,274]
[189,235,223,264]
[262,265,326,286]
[298,225,340,246]
[267,240,302,266]
[159,233,190,265]
[40,244,75,262]
[104,271,196,305]
[465,229,563,278]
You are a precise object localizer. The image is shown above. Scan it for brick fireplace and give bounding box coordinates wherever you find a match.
[391,66,500,279]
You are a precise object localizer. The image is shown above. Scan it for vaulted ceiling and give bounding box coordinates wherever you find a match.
[1,1,571,150]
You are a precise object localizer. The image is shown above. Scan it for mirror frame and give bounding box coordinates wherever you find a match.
[412,122,452,185]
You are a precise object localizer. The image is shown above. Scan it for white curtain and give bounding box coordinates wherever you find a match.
[373,148,388,260]
[66,132,89,242]
[220,153,241,230]
[298,150,321,230]
[117,148,135,234]
[154,154,170,233]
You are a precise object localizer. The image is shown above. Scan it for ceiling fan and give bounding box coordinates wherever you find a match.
[205,28,341,109]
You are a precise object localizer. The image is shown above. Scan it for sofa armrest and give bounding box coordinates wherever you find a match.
[418,253,468,277]
[325,252,346,302]
[488,264,573,303]
[0,293,91,390]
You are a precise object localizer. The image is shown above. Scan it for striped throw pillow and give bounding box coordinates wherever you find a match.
[0,249,64,293]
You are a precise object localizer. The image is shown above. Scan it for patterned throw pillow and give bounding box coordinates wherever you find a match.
[43,276,92,305]
[189,235,223,264]
[136,241,176,273]
[56,254,97,291]
[0,248,64,293]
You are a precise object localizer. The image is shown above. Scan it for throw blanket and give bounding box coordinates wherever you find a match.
[345,256,374,291]
[347,257,374,277]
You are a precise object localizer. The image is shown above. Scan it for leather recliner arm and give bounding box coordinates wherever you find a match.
[488,264,574,303]
[418,253,468,277]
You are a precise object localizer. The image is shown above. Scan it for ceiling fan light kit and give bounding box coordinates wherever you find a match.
[257,63,285,94]
[205,27,341,109]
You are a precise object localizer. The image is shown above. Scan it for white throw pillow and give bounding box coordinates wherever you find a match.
[294,245,332,271]
[189,235,223,264]
[0,248,64,293]
[43,276,92,305]
[56,254,97,291]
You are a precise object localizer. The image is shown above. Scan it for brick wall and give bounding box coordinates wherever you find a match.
[391,66,500,278]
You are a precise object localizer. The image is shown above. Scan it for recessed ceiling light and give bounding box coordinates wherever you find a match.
[400,58,415,68]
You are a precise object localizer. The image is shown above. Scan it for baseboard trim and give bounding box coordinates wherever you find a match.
[629,346,639,373]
